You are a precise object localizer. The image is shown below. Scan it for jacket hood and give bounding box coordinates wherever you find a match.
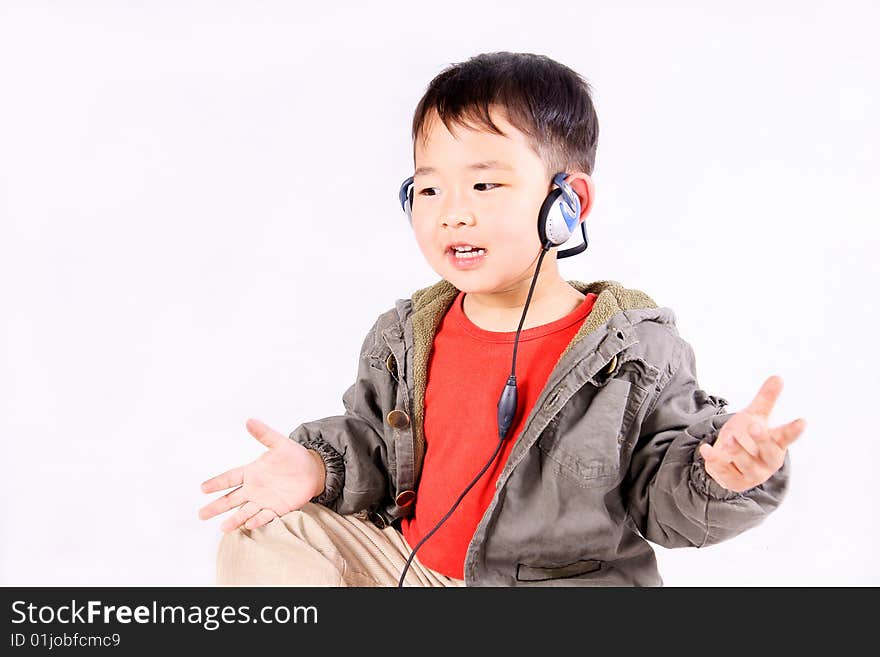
[404,278,661,480]
[410,278,660,362]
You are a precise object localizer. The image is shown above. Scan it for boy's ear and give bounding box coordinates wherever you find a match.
[564,173,594,222]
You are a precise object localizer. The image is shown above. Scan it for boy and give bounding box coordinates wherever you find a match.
[199,51,806,586]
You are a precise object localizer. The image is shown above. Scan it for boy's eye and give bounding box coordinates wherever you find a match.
[419,183,500,196]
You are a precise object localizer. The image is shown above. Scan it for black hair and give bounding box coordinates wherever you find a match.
[411,51,599,177]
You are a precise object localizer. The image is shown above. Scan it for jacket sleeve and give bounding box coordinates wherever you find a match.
[288,316,392,515]
[623,335,791,548]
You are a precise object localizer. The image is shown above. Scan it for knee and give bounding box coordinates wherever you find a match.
[214,513,345,586]
[215,527,256,585]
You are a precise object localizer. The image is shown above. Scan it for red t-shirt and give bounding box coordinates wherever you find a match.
[400,290,598,579]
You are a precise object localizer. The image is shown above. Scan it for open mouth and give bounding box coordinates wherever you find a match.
[448,245,487,259]
[446,244,488,269]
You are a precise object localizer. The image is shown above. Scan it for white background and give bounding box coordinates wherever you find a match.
[1,1,877,586]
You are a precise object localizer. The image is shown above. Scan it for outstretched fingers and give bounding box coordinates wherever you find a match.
[743,375,784,418]
[244,509,279,530]
[198,485,246,521]
[201,465,244,494]
[770,417,807,450]
[220,501,261,534]
[246,418,284,449]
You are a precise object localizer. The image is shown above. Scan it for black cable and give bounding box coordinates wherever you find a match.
[397,435,505,587]
[396,243,552,587]
[510,245,549,378]
[496,244,550,444]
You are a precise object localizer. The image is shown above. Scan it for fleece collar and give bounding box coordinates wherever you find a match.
[406,278,658,481]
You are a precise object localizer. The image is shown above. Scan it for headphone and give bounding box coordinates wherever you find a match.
[398,171,589,258]
[394,171,589,586]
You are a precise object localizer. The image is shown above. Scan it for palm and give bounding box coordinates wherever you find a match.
[199,419,325,532]
[699,375,806,493]
[242,439,316,512]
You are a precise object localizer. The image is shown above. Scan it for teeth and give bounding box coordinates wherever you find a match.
[453,248,486,259]
[452,245,481,252]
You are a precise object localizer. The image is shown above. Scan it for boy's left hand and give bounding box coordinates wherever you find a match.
[698,375,806,493]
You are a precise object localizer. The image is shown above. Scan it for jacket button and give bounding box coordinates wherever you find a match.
[368,511,387,529]
[386,409,410,429]
[606,354,618,374]
[395,490,416,508]
[385,353,398,376]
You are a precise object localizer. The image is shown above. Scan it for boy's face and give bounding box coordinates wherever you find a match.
[411,106,579,295]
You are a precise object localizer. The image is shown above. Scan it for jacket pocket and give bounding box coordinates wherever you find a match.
[516,559,603,582]
[538,377,631,489]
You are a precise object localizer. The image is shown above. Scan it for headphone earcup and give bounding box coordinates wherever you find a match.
[539,188,576,246]
[399,176,415,225]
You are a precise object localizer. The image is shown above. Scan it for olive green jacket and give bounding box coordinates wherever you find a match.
[290,279,790,586]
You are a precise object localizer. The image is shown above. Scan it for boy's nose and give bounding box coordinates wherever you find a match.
[441,214,476,228]
[434,187,476,227]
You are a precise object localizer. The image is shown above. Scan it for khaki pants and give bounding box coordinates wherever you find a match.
[216,502,465,587]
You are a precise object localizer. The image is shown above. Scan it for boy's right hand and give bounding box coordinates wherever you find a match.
[198,418,327,533]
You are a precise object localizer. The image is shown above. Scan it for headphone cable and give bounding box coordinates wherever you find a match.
[396,435,505,587]
[396,244,551,587]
